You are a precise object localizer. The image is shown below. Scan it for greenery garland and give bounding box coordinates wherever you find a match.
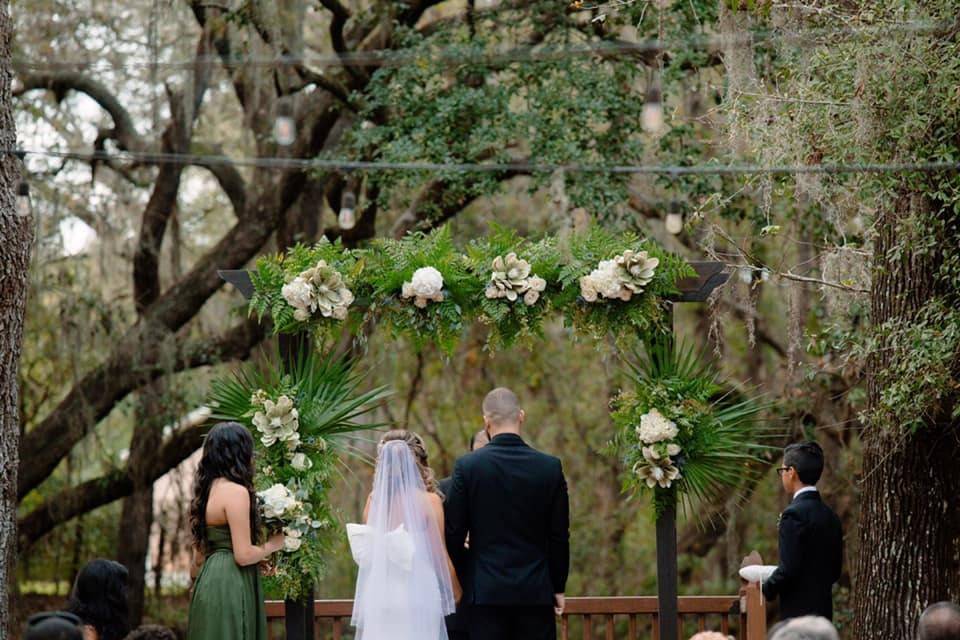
[247,225,694,349]
[208,348,391,599]
[610,341,770,519]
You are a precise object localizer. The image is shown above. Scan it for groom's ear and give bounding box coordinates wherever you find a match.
[519,409,526,424]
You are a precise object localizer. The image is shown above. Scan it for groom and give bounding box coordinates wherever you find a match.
[444,388,570,640]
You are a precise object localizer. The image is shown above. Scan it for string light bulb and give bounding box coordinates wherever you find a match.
[338,190,357,230]
[16,181,30,217]
[665,211,683,235]
[273,100,296,146]
[642,85,664,133]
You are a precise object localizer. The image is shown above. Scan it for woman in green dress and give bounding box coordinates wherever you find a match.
[187,422,285,640]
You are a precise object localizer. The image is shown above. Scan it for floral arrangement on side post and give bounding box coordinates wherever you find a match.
[208,347,391,598]
[610,341,770,519]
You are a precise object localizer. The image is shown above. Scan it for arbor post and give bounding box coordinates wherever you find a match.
[655,498,679,640]
[279,332,315,640]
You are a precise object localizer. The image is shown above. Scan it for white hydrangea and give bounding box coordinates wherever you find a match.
[259,484,300,520]
[252,395,300,448]
[636,408,679,444]
[401,266,445,308]
[579,251,659,303]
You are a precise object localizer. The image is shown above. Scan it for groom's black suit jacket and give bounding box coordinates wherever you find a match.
[444,433,570,607]
[763,490,843,620]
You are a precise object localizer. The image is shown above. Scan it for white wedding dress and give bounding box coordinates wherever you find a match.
[348,441,455,640]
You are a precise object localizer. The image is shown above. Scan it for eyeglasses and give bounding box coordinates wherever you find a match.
[776,466,793,475]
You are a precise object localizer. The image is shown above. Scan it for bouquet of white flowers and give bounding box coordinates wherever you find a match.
[257,484,326,553]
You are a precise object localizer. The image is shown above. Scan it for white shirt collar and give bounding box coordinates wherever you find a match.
[793,486,818,499]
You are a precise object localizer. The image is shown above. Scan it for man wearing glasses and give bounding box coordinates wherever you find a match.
[763,442,844,621]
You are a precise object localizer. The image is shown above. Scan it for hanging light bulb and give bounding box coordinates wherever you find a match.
[642,85,664,134]
[338,190,357,230]
[16,181,30,217]
[274,100,296,146]
[664,211,684,235]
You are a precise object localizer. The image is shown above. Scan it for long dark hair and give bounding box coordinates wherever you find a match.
[190,421,260,551]
[65,559,130,640]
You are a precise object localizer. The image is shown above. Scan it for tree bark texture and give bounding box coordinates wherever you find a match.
[852,196,960,639]
[0,0,31,631]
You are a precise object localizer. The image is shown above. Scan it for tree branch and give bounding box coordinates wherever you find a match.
[18,415,211,549]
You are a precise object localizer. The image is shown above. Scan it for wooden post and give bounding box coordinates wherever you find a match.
[279,333,315,640]
[655,498,679,640]
[741,581,767,640]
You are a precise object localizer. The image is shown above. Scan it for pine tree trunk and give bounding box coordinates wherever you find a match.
[0,0,31,632]
[852,196,960,639]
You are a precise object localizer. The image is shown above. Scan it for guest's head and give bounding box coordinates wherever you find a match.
[122,625,178,640]
[65,559,131,640]
[470,429,490,451]
[379,430,439,494]
[190,421,259,552]
[778,441,825,493]
[23,612,83,640]
[482,387,524,436]
[918,602,960,640]
[769,616,839,640]
[689,632,733,640]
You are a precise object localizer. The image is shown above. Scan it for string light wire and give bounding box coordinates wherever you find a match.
[10,147,960,176]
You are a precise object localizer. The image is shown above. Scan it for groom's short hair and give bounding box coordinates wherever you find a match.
[769,616,838,640]
[483,388,521,425]
[783,441,825,485]
[918,602,960,640]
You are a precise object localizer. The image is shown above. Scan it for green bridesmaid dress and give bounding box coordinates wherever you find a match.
[187,526,268,640]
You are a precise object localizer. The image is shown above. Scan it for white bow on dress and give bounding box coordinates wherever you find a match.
[346,523,416,572]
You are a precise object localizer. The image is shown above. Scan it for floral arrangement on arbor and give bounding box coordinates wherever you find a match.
[208,348,391,598]
[246,225,693,349]
[611,342,769,519]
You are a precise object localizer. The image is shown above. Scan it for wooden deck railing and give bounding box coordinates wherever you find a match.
[265,582,766,640]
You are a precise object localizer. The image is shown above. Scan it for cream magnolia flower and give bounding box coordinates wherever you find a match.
[252,395,300,448]
[636,408,679,444]
[641,443,682,462]
[634,459,682,489]
[281,261,353,322]
[401,266,445,308]
[259,484,299,520]
[616,250,659,296]
[290,452,313,471]
[486,255,548,306]
[580,251,659,303]
[283,526,304,552]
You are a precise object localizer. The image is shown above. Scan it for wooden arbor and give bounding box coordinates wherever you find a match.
[219,261,731,640]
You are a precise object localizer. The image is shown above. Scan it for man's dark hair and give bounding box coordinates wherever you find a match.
[23,612,83,640]
[784,441,825,485]
[918,602,960,640]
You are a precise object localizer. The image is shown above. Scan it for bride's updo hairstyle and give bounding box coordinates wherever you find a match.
[378,430,440,496]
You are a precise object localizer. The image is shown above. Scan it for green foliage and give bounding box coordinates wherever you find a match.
[365,226,480,354]
[208,348,391,599]
[556,227,695,341]
[611,341,771,519]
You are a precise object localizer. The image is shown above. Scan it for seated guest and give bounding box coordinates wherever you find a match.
[23,612,83,640]
[769,616,839,640]
[123,627,178,640]
[918,602,960,640]
[689,632,733,640]
[762,442,843,620]
[66,559,132,640]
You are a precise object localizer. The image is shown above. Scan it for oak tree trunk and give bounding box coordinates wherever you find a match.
[852,196,960,639]
[0,0,31,631]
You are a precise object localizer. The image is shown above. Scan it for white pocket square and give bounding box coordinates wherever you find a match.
[739,565,777,583]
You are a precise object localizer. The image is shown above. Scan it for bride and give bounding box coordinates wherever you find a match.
[348,430,461,640]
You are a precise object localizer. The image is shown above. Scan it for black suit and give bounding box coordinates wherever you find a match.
[439,475,470,640]
[763,489,843,620]
[444,433,569,640]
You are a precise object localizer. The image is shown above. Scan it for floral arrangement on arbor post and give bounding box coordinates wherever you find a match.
[208,348,391,598]
[611,341,770,519]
